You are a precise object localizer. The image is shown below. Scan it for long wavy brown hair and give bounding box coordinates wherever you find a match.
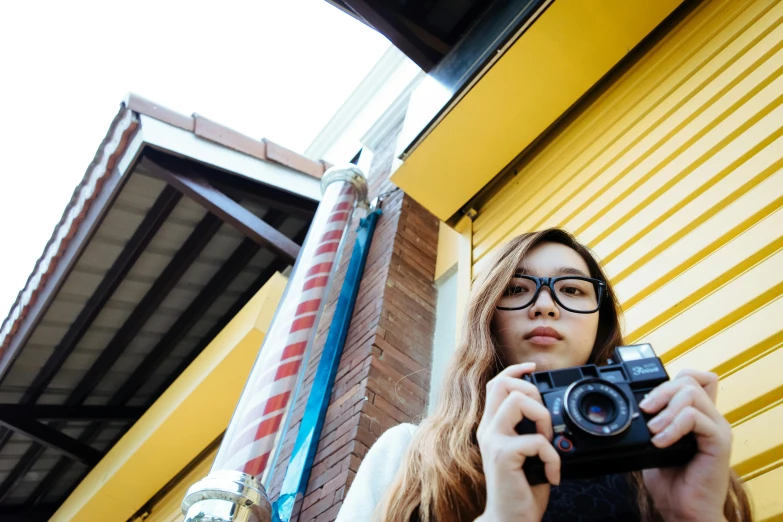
[375,228,751,522]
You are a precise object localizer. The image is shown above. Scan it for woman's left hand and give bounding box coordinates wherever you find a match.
[639,369,732,522]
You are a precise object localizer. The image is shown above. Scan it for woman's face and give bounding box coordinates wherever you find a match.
[491,241,600,371]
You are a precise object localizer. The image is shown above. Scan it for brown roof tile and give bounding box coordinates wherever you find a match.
[125,94,195,132]
[264,139,325,179]
[126,93,325,180]
[194,114,268,161]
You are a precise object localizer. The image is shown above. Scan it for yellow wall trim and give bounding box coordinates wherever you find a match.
[390,0,684,221]
[434,222,460,281]
[51,273,288,522]
[454,215,473,339]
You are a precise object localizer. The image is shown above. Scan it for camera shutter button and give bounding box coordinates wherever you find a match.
[554,435,574,453]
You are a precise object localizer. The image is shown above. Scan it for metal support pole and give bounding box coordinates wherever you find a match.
[182,166,368,522]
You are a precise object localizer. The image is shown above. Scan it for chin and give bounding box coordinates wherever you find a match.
[529,354,563,371]
[516,352,566,372]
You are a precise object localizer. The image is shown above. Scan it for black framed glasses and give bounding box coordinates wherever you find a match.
[496,275,606,314]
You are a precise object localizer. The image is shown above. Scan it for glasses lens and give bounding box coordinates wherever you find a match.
[498,276,537,309]
[553,277,598,312]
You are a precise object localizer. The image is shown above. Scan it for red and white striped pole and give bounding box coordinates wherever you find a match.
[183,166,368,522]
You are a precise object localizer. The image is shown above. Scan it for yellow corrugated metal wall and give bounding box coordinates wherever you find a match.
[471,0,783,518]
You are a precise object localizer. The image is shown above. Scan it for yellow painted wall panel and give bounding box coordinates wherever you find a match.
[730,403,783,479]
[473,0,752,243]
[608,168,783,301]
[580,74,783,253]
[473,0,783,484]
[633,245,783,358]
[472,0,746,242]
[624,211,783,344]
[435,222,461,281]
[717,346,783,424]
[571,13,783,243]
[472,0,782,263]
[666,295,783,377]
[745,464,783,520]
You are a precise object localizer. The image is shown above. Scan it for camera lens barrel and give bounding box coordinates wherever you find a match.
[563,379,633,437]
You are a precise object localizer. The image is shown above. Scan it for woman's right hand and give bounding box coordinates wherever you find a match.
[476,362,561,522]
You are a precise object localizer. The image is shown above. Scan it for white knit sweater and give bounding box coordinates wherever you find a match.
[335,423,417,522]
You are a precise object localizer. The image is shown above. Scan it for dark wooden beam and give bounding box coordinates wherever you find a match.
[0,184,180,471]
[0,213,222,503]
[149,220,309,401]
[22,186,181,405]
[108,237,261,404]
[0,444,46,503]
[0,504,57,522]
[28,218,308,507]
[141,157,300,264]
[0,161,130,383]
[25,218,287,507]
[215,184,316,220]
[33,248,304,510]
[0,414,101,466]
[64,213,222,407]
[0,404,143,421]
[26,424,106,507]
[143,148,318,219]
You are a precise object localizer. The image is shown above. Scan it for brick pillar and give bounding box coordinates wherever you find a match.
[267,124,439,522]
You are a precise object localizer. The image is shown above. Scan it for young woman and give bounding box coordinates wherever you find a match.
[336,228,751,522]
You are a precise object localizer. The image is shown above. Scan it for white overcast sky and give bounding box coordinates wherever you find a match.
[0,0,390,319]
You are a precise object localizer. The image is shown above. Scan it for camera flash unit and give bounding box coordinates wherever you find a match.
[616,343,656,362]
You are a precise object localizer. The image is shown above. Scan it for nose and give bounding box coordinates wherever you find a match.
[528,285,560,319]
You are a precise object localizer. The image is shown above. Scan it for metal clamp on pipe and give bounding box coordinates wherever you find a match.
[182,470,271,522]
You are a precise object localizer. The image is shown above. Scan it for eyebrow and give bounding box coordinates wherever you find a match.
[515,266,591,278]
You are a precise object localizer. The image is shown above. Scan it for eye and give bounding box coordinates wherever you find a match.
[504,284,529,296]
[560,285,584,296]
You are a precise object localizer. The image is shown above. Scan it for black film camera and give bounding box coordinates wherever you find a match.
[516,343,697,485]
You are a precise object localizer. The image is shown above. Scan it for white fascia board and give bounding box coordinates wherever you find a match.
[138,114,322,202]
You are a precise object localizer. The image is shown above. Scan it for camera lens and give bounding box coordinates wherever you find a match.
[580,393,616,424]
[563,379,632,437]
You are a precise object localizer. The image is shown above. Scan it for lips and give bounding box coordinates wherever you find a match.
[524,326,563,345]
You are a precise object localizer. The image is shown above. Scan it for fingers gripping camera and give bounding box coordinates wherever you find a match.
[515,344,697,485]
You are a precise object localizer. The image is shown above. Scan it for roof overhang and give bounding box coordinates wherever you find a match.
[0,96,322,381]
[0,96,323,518]
[49,273,287,522]
[389,0,686,222]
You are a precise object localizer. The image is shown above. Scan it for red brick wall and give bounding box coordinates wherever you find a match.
[267,125,439,521]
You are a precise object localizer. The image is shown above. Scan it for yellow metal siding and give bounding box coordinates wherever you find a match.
[472,0,783,518]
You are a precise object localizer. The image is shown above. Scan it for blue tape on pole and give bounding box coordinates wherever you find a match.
[273,208,381,522]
